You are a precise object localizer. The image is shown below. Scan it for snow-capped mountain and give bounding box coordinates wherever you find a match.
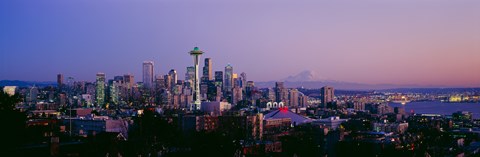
[255,70,438,90]
[282,70,326,82]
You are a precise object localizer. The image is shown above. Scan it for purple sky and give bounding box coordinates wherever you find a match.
[1,0,479,87]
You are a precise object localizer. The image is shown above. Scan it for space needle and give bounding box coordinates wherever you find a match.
[189,47,204,110]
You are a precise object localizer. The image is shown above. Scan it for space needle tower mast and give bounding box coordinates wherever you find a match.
[189,47,204,110]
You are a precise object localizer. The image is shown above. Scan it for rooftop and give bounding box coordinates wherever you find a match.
[264,108,311,125]
[189,47,204,55]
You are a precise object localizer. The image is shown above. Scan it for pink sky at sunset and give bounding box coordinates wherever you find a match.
[1,0,479,87]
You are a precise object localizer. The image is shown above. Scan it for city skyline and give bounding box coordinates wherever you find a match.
[1,0,480,87]
[2,1,480,156]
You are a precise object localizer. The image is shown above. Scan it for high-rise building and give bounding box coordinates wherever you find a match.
[59,93,67,107]
[245,81,255,100]
[215,71,223,87]
[289,89,299,107]
[202,58,212,82]
[232,86,243,105]
[96,73,106,107]
[142,61,154,89]
[85,83,96,97]
[216,86,222,102]
[233,73,242,88]
[57,74,64,91]
[189,47,204,110]
[200,84,208,99]
[354,101,365,111]
[320,86,334,107]
[185,66,195,88]
[28,85,38,104]
[155,75,165,90]
[164,74,172,90]
[112,76,126,102]
[299,93,309,107]
[123,74,134,89]
[66,77,74,93]
[240,72,247,89]
[114,76,124,82]
[123,74,134,100]
[275,82,285,103]
[267,88,276,101]
[224,64,233,92]
[81,94,93,108]
[169,69,178,87]
[109,80,121,105]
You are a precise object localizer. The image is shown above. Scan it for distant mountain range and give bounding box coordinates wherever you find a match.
[0,80,57,87]
[377,88,480,94]
[1,71,477,91]
[255,81,419,90]
[256,70,462,90]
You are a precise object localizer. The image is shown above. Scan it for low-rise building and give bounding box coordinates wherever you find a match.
[200,101,231,115]
[61,116,129,138]
[312,116,348,130]
[373,121,409,134]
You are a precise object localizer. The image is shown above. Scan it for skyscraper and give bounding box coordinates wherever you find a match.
[189,47,204,110]
[123,74,134,100]
[232,86,243,105]
[142,61,154,89]
[96,73,106,107]
[240,72,247,89]
[57,74,63,91]
[113,76,126,102]
[245,81,255,100]
[169,69,178,86]
[215,71,223,87]
[155,75,165,90]
[28,85,38,104]
[275,82,285,103]
[320,86,334,107]
[224,64,233,93]
[185,66,195,88]
[164,74,172,90]
[267,88,276,101]
[299,93,309,108]
[216,86,222,102]
[233,73,239,87]
[289,89,299,107]
[66,77,74,92]
[114,76,124,82]
[202,58,212,82]
[109,79,121,105]
[123,74,134,89]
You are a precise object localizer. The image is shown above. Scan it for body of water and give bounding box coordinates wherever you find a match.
[388,101,480,119]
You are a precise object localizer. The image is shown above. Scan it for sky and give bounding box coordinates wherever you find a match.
[1,0,479,87]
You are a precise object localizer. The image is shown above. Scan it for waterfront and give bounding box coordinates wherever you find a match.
[389,101,480,119]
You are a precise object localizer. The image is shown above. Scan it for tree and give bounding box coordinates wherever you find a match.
[0,91,26,154]
[0,91,21,111]
[232,100,251,110]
